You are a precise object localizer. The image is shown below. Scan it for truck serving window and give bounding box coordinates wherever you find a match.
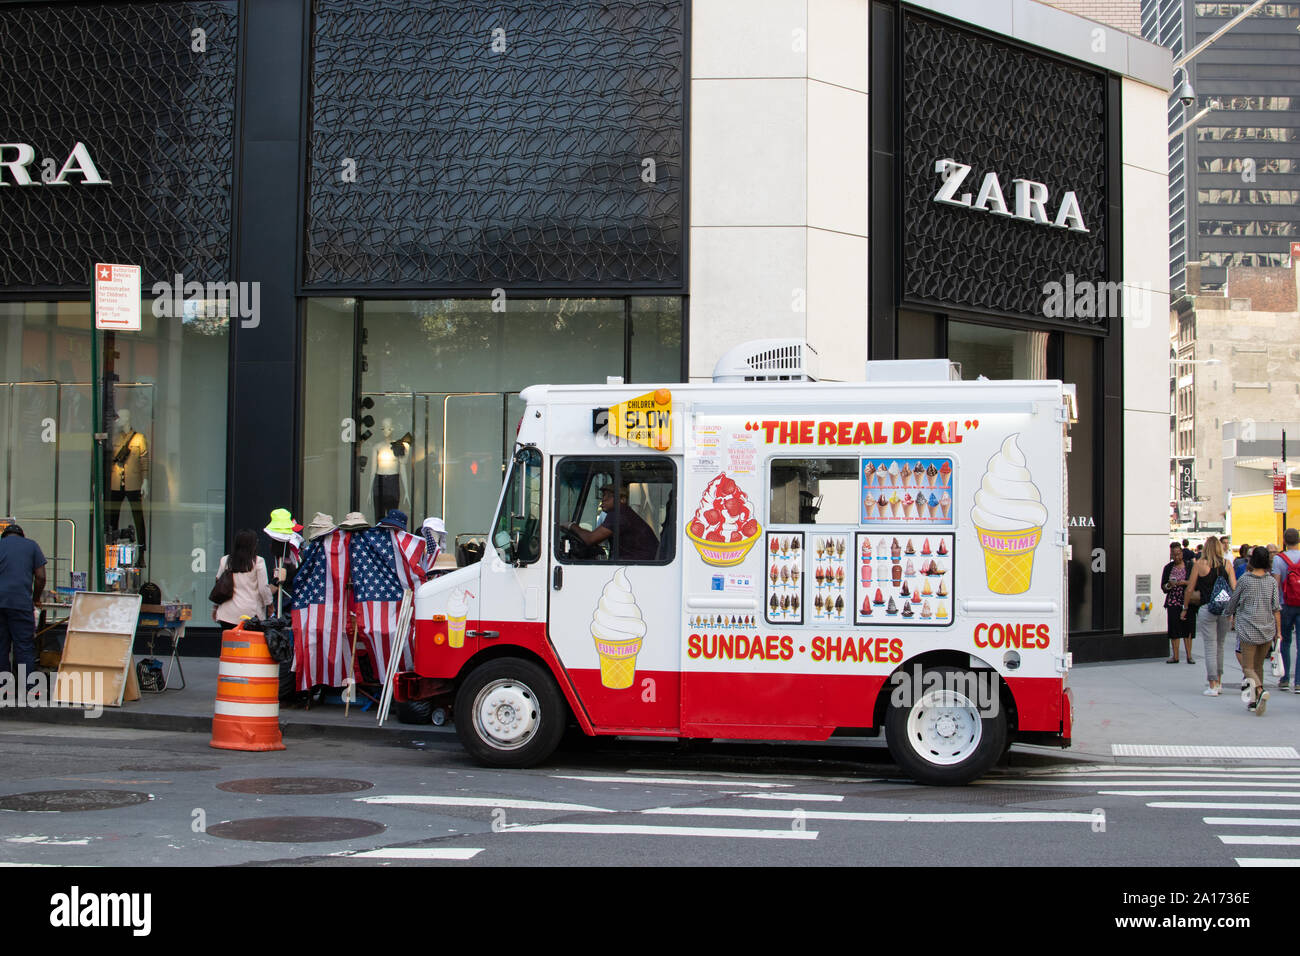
[555,457,676,565]
[769,458,859,525]
[492,446,542,565]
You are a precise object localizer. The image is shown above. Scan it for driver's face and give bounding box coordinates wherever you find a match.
[600,489,615,511]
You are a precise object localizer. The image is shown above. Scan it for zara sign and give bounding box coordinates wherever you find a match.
[932,158,1087,233]
[0,142,110,186]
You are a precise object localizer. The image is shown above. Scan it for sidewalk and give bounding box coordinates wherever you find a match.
[3,653,1295,764]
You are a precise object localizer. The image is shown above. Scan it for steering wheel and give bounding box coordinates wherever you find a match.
[557,524,605,560]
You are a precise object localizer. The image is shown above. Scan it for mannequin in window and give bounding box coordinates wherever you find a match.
[106,409,149,551]
[367,417,410,519]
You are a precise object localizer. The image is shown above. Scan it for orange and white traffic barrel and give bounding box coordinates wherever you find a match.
[210,620,285,751]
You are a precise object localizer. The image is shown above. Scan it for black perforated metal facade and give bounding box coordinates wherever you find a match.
[900,11,1110,325]
[0,1,238,290]
[303,0,686,290]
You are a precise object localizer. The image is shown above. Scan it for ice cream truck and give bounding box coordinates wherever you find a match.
[396,341,1075,785]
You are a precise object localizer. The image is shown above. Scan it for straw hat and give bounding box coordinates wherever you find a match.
[304,512,337,541]
[338,511,370,531]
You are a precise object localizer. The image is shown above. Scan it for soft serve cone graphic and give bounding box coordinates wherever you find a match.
[970,434,1048,595]
[590,568,647,689]
[447,588,472,648]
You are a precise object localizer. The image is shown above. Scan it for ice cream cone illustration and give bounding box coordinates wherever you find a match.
[971,434,1048,595]
[590,568,647,689]
[447,589,472,648]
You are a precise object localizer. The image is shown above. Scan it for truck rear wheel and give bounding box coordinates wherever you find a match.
[454,658,566,768]
[885,665,1006,786]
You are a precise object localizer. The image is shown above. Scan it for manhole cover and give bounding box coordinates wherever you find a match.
[119,764,219,773]
[0,790,152,812]
[207,816,386,843]
[216,777,374,795]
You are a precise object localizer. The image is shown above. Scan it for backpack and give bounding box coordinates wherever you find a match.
[1207,568,1232,616]
[1281,553,1300,606]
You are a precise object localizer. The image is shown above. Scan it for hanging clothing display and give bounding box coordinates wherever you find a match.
[289,530,351,691]
[108,427,149,549]
[348,526,426,680]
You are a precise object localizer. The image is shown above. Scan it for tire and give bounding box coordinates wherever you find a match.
[885,665,1007,786]
[454,658,567,768]
[397,699,434,724]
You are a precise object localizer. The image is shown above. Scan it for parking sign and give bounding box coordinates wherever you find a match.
[94,263,141,331]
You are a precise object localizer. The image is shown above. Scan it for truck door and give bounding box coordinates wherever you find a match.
[549,455,682,732]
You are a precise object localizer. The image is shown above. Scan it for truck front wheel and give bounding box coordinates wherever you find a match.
[885,665,1007,786]
[454,658,566,768]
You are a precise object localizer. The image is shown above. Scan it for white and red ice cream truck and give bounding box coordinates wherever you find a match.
[395,343,1074,785]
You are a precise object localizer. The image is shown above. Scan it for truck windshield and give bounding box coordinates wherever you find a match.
[492,446,542,564]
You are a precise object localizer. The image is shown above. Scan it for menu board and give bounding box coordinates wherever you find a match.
[861,457,954,525]
[809,533,850,624]
[854,532,954,626]
[765,532,803,625]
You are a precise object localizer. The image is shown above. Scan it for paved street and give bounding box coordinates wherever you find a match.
[1,700,1298,868]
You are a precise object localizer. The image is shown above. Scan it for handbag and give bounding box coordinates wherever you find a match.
[208,568,234,605]
[1207,569,1232,616]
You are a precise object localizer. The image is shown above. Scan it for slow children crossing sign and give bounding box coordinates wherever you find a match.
[606,388,673,451]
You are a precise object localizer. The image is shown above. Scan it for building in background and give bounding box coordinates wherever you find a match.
[1169,260,1300,533]
[1043,0,1143,34]
[1141,0,1300,294]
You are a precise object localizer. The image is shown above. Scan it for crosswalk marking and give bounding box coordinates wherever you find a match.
[1235,858,1300,867]
[552,775,793,788]
[336,847,484,860]
[641,806,1096,823]
[739,793,844,802]
[357,795,613,812]
[1148,802,1300,810]
[1100,790,1300,797]
[1203,817,1300,826]
[979,778,1300,788]
[1218,835,1300,846]
[502,822,818,840]
[1111,745,1300,759]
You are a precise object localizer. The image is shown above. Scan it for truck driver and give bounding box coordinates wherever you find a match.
[565,481,659,562]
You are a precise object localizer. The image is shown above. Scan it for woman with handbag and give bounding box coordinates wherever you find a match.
[1224,546,1282,716]
[1161,542,1196,664]
[211,529,273,627]
[1184,536,1236,695]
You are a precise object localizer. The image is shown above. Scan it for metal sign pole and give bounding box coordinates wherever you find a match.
[90,267,105,592]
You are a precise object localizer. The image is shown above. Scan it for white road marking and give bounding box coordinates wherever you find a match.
[1024,766,1300,776]
[1219,835,1300,846]
[357,795,613,812]
[1012,771,1300,781]
[1112,745,1300,759]
[979,779,1300,788]
[1235,858,1300,867]
[1149,802,1300,810]
[1203,818,1300,826]
[0,727,171,739]
[5,836,89,846]
[1103,790,1300,797]
[641,806,1096,823]
[738,793,844,802]
[502,823,818,840]
[336,847,484,860]
[552,775,793,788]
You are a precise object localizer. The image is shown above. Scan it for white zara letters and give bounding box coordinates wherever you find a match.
[0,142,110,186]
[932,158,1087,233]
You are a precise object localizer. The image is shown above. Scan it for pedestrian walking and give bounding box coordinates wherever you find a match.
[0,524,46,693]
[1271,527,1300,692]
[212,529,274,627]
[1161,541,1196,664]
[1234,544,1251,582]
[1186,536,1235,695]
[1224,545,1281,716]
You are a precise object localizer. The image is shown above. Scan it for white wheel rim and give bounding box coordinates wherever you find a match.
[905,688,983,766]
[472,679,540,750]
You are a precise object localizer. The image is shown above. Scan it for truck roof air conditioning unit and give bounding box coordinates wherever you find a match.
[713,339,819,383]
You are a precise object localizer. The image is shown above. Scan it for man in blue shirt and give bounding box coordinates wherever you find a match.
[0,524,47,690]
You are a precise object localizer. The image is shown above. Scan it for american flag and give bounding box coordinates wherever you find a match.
[350,527,426,679]
[290,530,351,691]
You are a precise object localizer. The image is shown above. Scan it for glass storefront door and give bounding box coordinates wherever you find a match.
[303,296,683,544]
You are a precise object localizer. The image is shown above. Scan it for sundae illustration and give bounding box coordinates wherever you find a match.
[590,568,648,689]
[970,434,1048,595]
[687,472,761,566]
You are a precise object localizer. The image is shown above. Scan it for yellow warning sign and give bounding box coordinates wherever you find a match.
[609,389,673,451]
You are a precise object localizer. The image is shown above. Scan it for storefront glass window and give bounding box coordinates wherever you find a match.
[0,300,228,606]
[948,321,1049,380]
[1063,333,1099,632]
[302,296,683,544]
